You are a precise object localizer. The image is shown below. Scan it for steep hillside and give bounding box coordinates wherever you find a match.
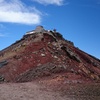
[0,26,100,83]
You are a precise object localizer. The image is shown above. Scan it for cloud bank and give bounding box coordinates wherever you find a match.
[0,0,41,25]
[32,0,64,6]
[0,0,65,25]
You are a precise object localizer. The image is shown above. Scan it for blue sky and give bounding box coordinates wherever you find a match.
[0,0,100,59]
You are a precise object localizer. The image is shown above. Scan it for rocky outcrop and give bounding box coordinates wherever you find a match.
[0,60,8,68]
[0,76,5,82]
[61,46,81,62]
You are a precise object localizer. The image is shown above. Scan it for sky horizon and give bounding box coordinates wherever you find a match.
[0,0,100,59]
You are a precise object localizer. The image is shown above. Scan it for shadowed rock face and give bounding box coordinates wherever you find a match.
[0,26,100,83]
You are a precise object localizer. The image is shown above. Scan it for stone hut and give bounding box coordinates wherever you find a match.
[26,26,45,35]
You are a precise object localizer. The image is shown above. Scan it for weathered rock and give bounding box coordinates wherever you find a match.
[0,60,8,68]
[0,76,5,82]
[41,54,46,57]
[61,46,81,62]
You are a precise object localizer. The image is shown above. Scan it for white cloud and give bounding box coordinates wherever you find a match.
[0,0,42,25]
[32,0,64,6]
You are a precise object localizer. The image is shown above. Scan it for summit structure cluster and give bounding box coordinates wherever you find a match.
[26,26,56,35]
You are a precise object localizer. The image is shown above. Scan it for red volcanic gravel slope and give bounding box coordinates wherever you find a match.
[0,26,100,83]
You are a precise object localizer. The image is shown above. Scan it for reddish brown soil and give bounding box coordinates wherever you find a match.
[0,32,100,82]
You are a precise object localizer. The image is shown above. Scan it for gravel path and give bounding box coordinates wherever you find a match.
[0,82,72,100]
[0,82,100,100]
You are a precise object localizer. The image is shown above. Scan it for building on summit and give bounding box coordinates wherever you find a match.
[26,26,45,35]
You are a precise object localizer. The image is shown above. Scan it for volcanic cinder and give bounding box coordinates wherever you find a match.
[0,25,100,83]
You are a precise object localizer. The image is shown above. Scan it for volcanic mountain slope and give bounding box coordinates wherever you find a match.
[0,26,100,83]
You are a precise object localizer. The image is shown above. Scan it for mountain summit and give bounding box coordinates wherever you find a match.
[0,26,100,83]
